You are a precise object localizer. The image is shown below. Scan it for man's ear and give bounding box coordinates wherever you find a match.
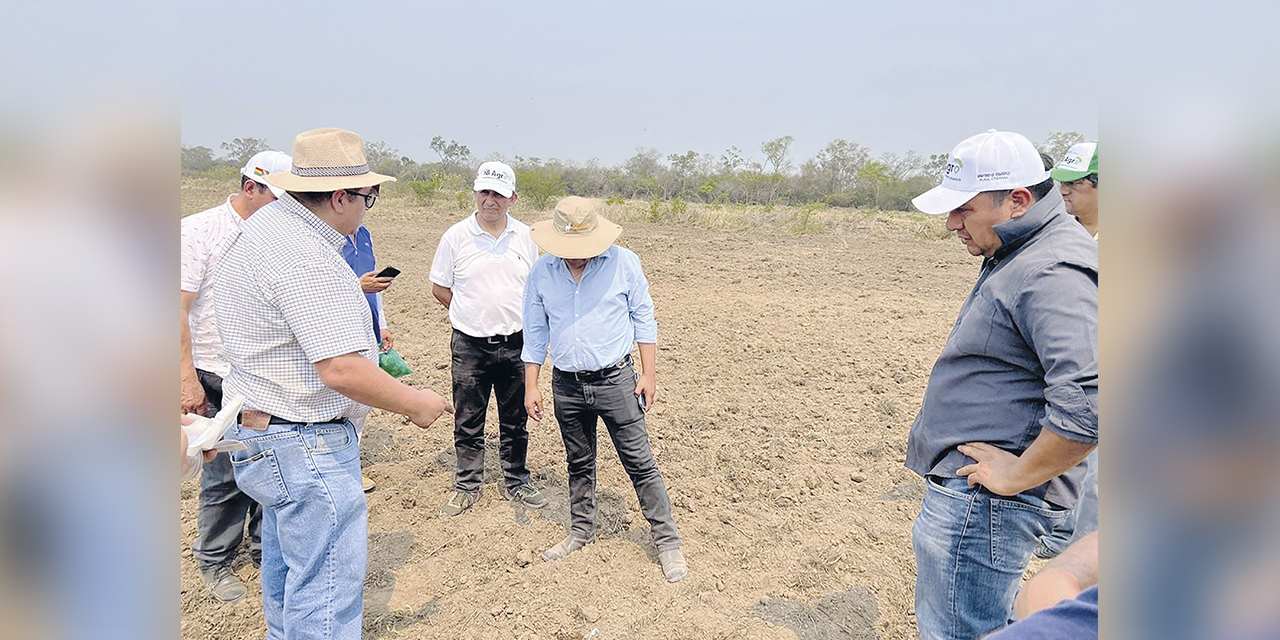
[1008,187,1033,218]
[509,192,519,206]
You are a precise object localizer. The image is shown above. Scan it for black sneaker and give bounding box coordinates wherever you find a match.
[502,483,548,508]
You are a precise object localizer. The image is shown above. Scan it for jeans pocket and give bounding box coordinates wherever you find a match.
[309,424,354,455]
[925,475,976,501]
[989,494,1070,573]
[231,449,292,509]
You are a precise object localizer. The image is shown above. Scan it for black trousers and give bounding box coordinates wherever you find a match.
[192,369,263,568]
[552,363,681,551]
[450,329,530,492]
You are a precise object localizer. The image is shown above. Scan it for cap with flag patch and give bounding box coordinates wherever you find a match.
[1050,142,1099,183]
[912,130,1050,215]
[240,150,292,198]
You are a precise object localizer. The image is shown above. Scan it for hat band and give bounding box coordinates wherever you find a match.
[292,163,370,177]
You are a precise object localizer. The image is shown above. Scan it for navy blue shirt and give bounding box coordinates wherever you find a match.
[986,586,1098,639]
[341,225,381,344]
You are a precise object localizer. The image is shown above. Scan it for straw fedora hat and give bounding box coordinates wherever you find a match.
[530,196,622,259]
[265,128,397,193]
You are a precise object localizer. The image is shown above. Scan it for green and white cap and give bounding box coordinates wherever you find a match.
[1050,142,1098,182]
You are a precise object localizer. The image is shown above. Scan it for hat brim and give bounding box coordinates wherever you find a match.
[530,216,622,259]
[243,170,288,198]
[911,185,980,215]
[1050,167,1093,182]
[266,170,397,194]
[473,178,515,197]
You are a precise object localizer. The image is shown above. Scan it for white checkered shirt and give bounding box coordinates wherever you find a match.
[213,193,377,422]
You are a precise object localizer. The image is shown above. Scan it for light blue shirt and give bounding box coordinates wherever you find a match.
[521,245,657,372]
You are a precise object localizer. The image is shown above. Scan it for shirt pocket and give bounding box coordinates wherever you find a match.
[947,293,999,357]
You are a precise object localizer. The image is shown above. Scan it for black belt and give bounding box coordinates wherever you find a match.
[557,355,632,382]
[458,329,522,344]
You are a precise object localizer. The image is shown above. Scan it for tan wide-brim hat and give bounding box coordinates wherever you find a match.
[265,128,397,193]
[530,196,622,259]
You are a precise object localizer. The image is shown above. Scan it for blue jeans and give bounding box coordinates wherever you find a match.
[912,475,1070,640]
[229,419,367,640]
[1037,450,1098,557]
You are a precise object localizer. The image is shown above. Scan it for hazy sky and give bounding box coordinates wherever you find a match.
[185,3,1096,167]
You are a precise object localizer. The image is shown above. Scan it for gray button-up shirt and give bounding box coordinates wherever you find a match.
[213,194,377,422]
[906,189,1098,508]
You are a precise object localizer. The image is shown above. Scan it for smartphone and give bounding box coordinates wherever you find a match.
[375,266,401,278]
[638,394,648,412]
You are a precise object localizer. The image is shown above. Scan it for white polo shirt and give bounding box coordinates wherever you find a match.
[429,212,538,338]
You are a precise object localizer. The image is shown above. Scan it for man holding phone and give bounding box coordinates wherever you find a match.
[343,223,396,492]
[429,161,544,516]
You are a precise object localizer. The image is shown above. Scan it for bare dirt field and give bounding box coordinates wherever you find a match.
[180,179,976,640]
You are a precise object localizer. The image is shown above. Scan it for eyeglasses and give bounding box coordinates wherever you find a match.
[345,190,378,209]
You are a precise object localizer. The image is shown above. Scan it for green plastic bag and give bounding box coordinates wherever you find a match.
[379,347,413,377]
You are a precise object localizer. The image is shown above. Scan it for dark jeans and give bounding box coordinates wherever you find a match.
[451,329,530,492]
[552,363,681,551]
[192,369,263,569]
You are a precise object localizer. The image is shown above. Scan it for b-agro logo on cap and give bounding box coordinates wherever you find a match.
[482,167,509,181]
[944,157,963,179]
[1062,153,1087,170]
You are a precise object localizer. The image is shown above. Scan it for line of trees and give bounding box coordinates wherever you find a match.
[183,132,1084,212]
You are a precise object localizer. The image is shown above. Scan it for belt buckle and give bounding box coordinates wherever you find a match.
[486,335,504,344]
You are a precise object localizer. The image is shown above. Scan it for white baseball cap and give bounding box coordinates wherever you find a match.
[240,150,292,198]
[912,130,1050,215]
[473,161,517,197]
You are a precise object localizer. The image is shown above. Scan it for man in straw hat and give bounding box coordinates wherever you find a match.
[214,128,453,639]
[181,149,290,602]
[430,161,546,516]
[905,130,1097,639]
[521,196,687,582]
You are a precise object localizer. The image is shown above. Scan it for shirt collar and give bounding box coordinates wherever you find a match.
[276,193,348,251]
[467,211,514,238]
[992,189,1068,260]
[553,245,615,277]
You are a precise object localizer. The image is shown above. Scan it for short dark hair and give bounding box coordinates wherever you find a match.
[291,190,338,207]
[988,152,1055,206]
[240,174,271,193]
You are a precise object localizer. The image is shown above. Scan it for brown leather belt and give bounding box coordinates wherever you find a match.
[240,410,343,431]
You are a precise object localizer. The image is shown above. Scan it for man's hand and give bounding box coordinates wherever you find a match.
[958,430,1096,497]
[359,271,394,294]
[407,389,453,428]
[180,413,217,462]
[526,386,544,422]
[635,372,656,412]
[380,328,394,352]
[956,442,1026,495]
[181,374,208,416]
